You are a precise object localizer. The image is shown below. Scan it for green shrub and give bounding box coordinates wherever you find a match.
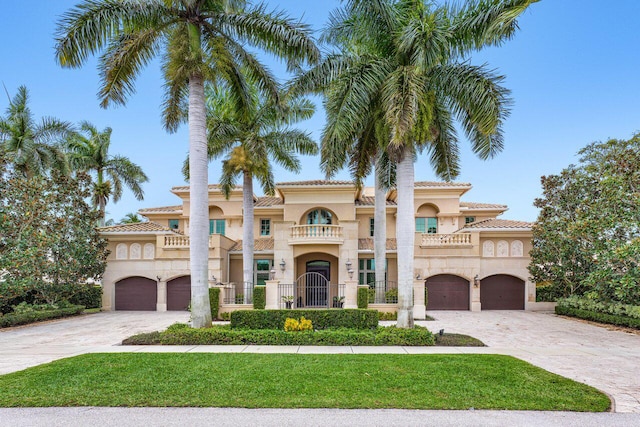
[0,305,84,328]
[235,293,245,304]
[557,295,640,319]
[367,288,375,304]
[556,305,640,329]
[358,287,368,309]
[123,324,435,346]
[230,309,379,330]
[378,311,397,321]
[209,288,220,320]
[220,312,231,321]
[253,287,266,310]
[385,288,398,303]
[69,284,102,309]
[536,285,563,302]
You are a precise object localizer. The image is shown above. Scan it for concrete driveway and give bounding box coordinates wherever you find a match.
[0,310,638,414]
[0,311,190,374]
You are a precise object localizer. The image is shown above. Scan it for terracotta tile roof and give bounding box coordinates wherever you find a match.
[462,219,533,230]
[229,238,275,252]
[459,202,508,210]
[255,196,283,207]
[355,196,397,206]
[98,221,174,233]
[358,238,397,251]
[138,205,183,214]
[276,180,354,186]
[414,181,471,188]
[171,184,242,192]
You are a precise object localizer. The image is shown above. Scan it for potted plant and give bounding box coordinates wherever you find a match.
[281,295,294,309]
[332,296,345,308]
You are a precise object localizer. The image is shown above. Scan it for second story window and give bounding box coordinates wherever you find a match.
[260,219,271,236]
[416,217,437,234]
[209,219,225,236]
[369,218,375,237]
[465,216,476,224]
[307,209,332,225]
[168,219,179,231]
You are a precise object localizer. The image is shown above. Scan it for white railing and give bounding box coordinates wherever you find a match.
[289,224,344,243]
[421,233,472,247]
[163,235,216,248]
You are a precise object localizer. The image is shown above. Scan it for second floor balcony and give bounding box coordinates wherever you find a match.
[288,224,344,245]
[421,233,473,248]
[162,234,217,249]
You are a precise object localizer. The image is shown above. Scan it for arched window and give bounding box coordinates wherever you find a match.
[306,209,333,225]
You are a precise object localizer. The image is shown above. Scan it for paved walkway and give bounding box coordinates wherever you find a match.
[0,310,639,422]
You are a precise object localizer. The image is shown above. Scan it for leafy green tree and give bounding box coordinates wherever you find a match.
[294,0,534,326]
[0,165,109,306]
[529,134,640,304]
[200,82,317,301]
[66,121,148,227]
[0,85,72,177]
[55,0,318,327]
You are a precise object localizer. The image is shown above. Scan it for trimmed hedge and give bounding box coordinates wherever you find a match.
[555,305,640,329]
[556,295,640,319]
[357,287,368,309]
[0,305,85,328]
[209,288,220,320]
[69,285,102,309]
[253,287,266,310]
[230,309,379,330]
[123,323,435,346]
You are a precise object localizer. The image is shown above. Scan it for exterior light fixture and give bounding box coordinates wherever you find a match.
[416,273,421,280]
[345,258,352,269]
[156,275,161,282]
[211,274,216,283]
[279,258,286,272]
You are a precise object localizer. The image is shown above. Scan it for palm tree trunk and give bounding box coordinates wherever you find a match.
[242,170,254,304]
[97,169,105,227]
[374,159,386,303]
[188,74,212,328]
[396,150,414,328]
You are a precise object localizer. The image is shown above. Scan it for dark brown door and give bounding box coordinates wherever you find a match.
[426,274,469,310]
[480,275,525,310]
[167,276,191,311]
[115,277,157,311]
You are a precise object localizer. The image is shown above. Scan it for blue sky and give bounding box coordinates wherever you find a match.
[2,1,640,223]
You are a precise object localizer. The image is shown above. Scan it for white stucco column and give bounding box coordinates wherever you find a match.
[413,279,426,319]
[156,280,167,312]
[470,276,481,312]
[265,279,280,309]
[344,280,358,309]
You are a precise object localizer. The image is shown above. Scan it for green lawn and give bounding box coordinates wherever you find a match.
[0,353,609,411]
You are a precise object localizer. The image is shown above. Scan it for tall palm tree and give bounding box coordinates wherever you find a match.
[66,121,148,227]
[55,0,318,328]
[120,212,145,223]
[196,82,317,303]
[0,85,72,177]
[294,0,536,327]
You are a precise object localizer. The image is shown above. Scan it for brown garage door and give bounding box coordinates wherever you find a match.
[115,277,157,311]
[167,276,191,311]
[480,275,525,310]
[426,274,469,310]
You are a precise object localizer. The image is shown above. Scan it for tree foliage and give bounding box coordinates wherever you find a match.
[529,134,640,304]
[0,165,109,297]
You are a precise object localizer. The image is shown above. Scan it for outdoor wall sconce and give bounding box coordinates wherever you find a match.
[474,274,479,288]
[416,273,421,280]
[211,274,216,283]
[279,258,286,272]
[156,275,162,282]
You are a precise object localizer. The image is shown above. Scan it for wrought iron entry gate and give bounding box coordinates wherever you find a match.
[296,272,329,308]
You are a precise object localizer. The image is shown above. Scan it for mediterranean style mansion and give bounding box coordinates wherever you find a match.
[99,180,547,318]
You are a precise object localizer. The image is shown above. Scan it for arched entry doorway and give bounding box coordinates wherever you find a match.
[480,275,525,310]
[297,261,330,308]
[167,276,191,311]
[115,277,157,311]
[425,274,469,310]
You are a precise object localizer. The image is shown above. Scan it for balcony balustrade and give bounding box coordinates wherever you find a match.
[421,233,472,247]
[162,234,217,249]
[288,224,344,245]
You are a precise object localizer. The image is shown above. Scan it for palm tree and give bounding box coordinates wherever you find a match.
[55,0,318,328]
[0,85,72,177]
[294,0,536,327]
[196,82,317,303]
[120,212,145,224]
[66,121,148,227]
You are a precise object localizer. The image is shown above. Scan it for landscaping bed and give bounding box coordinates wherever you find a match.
[0,304,85,328]
[123,323,436,346]
[556,296,640,330]
[0,353,610,411]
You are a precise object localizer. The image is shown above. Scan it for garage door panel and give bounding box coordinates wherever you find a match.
[115,277,157,311]
[426,274,469,310]
[480,275,524,310]
[167,276,191,311]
